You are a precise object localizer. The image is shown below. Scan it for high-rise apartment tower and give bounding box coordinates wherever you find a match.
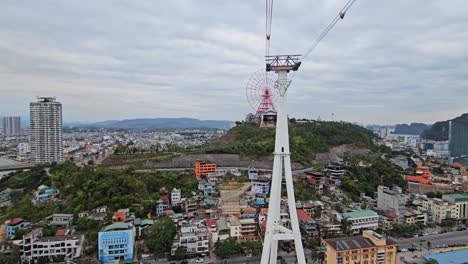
[2,116,21,135]
[30,97,63,164]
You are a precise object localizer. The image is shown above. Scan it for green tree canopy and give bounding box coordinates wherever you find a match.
[145,217,177,256]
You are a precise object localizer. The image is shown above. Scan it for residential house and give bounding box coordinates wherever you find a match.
[7,218,30,238]
[216,218,230,241]
[171,219,209,257]
[98,222,135,264]
[156,196,170,216]
[171,188,182,205]
[93,206,109,214]
[184,197,198,213]
[206,218,218,245]
[227,215,241,240]
[322,230,397,264]
[239,218,257,242]
[133,218,154,238]
[296,209,319,239]
[20,228,84,263]
[49,214,74,227]
[404,209,427,225]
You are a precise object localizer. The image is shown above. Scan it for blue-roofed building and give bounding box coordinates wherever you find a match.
[98,222,135,264]
[424,248,468,264]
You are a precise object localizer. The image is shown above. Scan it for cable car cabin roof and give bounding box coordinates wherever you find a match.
[266,55,302,72]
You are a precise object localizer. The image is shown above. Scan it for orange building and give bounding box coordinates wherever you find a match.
[195,161,216,179]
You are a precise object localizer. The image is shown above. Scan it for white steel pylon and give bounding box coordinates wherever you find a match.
[261,55,305,264]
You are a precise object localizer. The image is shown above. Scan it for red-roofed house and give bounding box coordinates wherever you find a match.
[55,228,74,236]
[112,211,126,223]
[296,209,318,239]
[7,218,30,238]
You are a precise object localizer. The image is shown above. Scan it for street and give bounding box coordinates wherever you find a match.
[395,229,468,249]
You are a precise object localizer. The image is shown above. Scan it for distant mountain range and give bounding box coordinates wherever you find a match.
[80,118,234,129]
[393,123,430,135]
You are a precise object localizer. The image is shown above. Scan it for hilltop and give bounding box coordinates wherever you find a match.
[421,113,468,140]
[201,120,376,165]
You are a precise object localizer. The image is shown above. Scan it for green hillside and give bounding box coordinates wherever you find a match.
[202,120,376,165]
[0,161,197,222]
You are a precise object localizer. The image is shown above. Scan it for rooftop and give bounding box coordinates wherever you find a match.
[296,209,313,222]
[103,222,130,232]
[424,248,468,264]
[325,237,375,251]
[342,210,378,219]
[444,193,468,202]
[8,218,25,226]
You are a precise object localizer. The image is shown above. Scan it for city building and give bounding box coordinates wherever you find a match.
[17,142,30,160]
[98,222,135,264]
[404,209,427,225]
[7,218,30,238]
[195,161,216,179]
[171,188,182,205]
[376,185,407,222]
[20,228,84,263]
[30,97,63,164]
[322,230,397,264]
[171,219,209,257]
[239,218,257,242]
[49,214,74,227]
[2,116,21,135]
[216,218,230,241]
[340,210,379,234]
[296,209,319,239]
[251,176,270,195]
[227,215,241,240]
[156,195,170,216]
[442,193,468,221]
[417,197,457,224]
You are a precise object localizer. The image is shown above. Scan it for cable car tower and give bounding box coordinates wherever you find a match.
[260,55,306,264]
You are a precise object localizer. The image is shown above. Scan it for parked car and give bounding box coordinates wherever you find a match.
[196,258,204,263]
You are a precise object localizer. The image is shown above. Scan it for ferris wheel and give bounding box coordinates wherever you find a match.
[245,69,278,114]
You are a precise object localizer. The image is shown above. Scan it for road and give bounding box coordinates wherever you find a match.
[395,229,468,249]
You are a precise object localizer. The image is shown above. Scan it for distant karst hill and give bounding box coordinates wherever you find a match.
[86,118,233,129]
[393,123,430,135]
[421,113,468,141]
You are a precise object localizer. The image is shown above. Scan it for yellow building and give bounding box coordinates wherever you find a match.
[322,230,397,264]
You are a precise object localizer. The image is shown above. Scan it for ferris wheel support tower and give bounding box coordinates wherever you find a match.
[260,55,306,264]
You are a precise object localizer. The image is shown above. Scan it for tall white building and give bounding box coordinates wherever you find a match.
[377,185,408,222]
[30,97,63,164]
[2,116,21,135]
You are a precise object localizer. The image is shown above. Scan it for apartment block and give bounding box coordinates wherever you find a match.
[30,97,63,164]
[171,219,209,256]
[376,185,407,222]
[21,228,83,263]
[2,116,21,135]
[323,230,397,264]
[340,210,379,234]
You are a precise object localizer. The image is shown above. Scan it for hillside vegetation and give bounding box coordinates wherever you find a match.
[0,161,197,222]
[202,121,375,165]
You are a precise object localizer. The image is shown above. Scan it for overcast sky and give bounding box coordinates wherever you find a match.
[1,0,467,125]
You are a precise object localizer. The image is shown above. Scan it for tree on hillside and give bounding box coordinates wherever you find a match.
[145,217,177,256]
[340,219,352,236]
